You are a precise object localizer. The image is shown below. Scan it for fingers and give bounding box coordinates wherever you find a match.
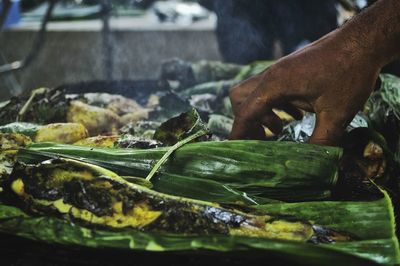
[230,89,282,140]
[229,71,303,140]
[309,111,347,146]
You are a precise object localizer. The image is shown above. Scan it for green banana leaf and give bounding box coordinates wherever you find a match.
[0,187,397,265]
[17,141,342,202]
[15,149,265,206]
[255,190,399,265]
[3,140,398,265]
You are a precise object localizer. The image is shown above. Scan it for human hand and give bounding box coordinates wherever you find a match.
[229,32,382,146]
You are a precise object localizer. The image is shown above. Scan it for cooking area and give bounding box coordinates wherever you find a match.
[0,1,400,266]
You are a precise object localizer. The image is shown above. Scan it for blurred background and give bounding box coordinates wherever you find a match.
[0,0,393,101]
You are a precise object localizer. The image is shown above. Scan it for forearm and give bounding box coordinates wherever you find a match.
[338,0,400,67]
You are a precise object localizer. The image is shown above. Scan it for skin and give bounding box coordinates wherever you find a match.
[229,0,400,146]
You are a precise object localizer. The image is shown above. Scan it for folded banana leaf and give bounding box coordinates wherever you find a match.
[0,184,397,265]
[17,141,342,202]
[255,190,399,265]
[5,158,352,244]
[0,140,398,265]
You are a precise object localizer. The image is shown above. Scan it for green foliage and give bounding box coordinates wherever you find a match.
[0,179,398,265]
[18,141,342,202]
